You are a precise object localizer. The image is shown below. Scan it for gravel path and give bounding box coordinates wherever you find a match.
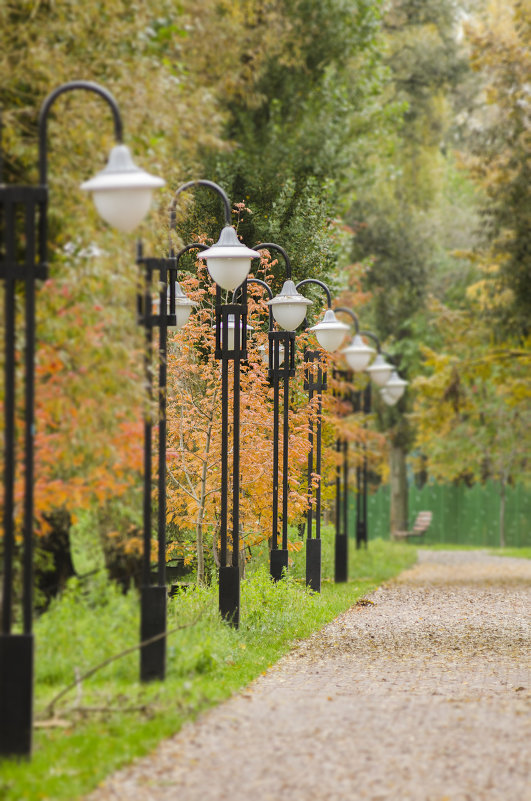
[87,550,531,801]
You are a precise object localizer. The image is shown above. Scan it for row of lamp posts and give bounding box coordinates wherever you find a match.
[333,314,409,579]
[0,80,407,757]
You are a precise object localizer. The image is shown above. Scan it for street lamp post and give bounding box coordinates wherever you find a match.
[332,306,373,580]
[136,237,200,683]
[358,380,371,549]
[187,184,259,626]
[335,316,408,552]
[296,281,349,592]
[139,180,258,630]
[248,244,311,581]
[342,328,394,548]
[332,366,354,583]
[0,81,163,757]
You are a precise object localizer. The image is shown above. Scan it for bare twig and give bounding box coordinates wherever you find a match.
[43,611,203,718]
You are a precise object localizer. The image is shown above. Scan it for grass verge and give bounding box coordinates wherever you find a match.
[416,543,531,558]
[489,547,531,559]
[0,536,415,801]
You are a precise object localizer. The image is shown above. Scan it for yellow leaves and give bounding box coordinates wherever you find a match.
[123,536,142,556]
[287,540,303,553]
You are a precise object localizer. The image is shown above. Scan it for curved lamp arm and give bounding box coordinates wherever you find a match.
[381,350,396,365]
[333,306,360,334]
[173,241,208,267]
[295,278,332,308]
[232,277,274,328]
[38,81,123,185]
[169,180,232,229]
[244,277,273,301]
[359,329,381,352]
[254,243,292,280]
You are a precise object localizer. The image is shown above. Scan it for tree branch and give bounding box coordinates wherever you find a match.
[43,611,204,718]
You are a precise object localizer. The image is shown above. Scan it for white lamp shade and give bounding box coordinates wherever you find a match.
[198,226,260,291]
[366,353,393,386]
[309,309,350,352]
[380,387,399,406]
[341,334,375,372]
[267,280,312,330]
[258,342,284,366]
[153,282,197,329]
[81,144,165,233]
[221,315,254,350]
[173,282,198,329]
[384,369,408,401]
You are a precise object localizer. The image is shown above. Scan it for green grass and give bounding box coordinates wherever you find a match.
[417,542,488,551]
[416,543,531,559]
[0,536,416,801]
[490,547,531,559]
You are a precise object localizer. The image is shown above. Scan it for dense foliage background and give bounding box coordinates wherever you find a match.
[1,0,528,593]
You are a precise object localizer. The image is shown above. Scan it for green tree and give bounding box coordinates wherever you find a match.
[412,299,530,546]
[461,0,530,338]
[346,0,476,529]
[197,0,390,296]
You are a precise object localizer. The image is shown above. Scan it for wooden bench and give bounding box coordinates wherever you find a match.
[391,510,432,541]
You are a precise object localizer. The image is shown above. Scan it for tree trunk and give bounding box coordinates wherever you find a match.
[195,409,215,585]
[239,530,246,579]
[196,515,205,585]
[390,445,408,534]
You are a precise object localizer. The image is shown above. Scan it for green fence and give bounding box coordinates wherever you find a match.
[360,481,531,548]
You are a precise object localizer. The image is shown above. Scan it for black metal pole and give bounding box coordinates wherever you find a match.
[138,252,167,682]
[248,249,294,582]
[170,180,243,621]
[304,350,323,592]
[232,297,242,560]
[272,348,280,552]
[158,266,168,586]
[335,434,342,536]
[137,249,180,682]
[1,182,48,756]
[343,439,349,550]
[333,370,342,543]
[315,379,323,542]
[306,352,314,546]
[217,290,246,627]
[2,278,15,636]
[137,240,200,683]
[295,279,335,591]
[0,189,38,759]
[281,336,292,552]
[354,389,364,550]
[0,81,130,758]
[334,441,348,583]
[219,292,228,572]
[362,381,371,548]
[269,331,292,580]
[23,202,37,635]
[333,369,350,583]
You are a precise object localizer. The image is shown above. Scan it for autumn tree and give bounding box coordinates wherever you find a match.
[165,255,312,583]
